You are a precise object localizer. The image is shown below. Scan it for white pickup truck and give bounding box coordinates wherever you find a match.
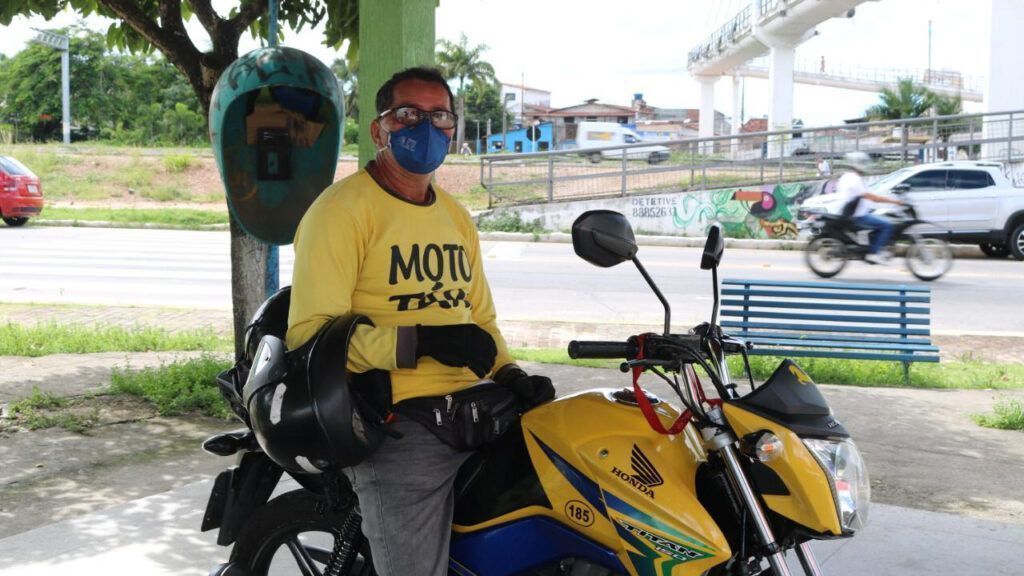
[798,161,1024,259]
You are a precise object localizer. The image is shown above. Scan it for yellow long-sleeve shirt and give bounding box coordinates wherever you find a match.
[286,168,513,404]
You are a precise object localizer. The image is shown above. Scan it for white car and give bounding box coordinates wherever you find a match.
[797,161,1024,259]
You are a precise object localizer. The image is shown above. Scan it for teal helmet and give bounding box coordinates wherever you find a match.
[210,47,344,245]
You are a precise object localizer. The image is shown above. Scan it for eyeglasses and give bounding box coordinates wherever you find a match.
[379,106,458,130]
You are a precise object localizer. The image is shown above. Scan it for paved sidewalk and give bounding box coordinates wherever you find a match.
[2,477,1022,576]
[3,303,1024,363]
[1,352,1022,573]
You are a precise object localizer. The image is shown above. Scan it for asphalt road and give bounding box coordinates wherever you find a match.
[1,226,1022,334]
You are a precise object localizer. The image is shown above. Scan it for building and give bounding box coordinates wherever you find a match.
[500,82,552,123]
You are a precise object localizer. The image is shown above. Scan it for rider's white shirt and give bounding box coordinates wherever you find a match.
[836,171,875,218]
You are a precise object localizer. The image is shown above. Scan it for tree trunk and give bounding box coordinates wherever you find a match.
[229,217,270,357]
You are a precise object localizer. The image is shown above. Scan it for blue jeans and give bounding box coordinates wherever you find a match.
[854,214,894,255]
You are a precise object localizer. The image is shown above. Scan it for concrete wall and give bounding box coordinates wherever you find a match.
[501,179,836,239]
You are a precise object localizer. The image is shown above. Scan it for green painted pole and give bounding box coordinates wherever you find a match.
[357,0,437,166]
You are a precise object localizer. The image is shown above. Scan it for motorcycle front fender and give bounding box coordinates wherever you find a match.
[201,451,283,546]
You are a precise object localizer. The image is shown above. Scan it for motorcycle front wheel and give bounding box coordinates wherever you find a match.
[229,489,375,576]
[905,238,953,281]
[805,236,848,278]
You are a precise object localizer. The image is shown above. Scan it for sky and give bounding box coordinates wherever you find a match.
[0,0,991,126]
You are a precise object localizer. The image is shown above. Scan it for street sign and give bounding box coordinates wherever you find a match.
[526,125,541,141]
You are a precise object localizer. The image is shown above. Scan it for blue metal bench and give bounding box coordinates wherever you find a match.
[720,279,940,383]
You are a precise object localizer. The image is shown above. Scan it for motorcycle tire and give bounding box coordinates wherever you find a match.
[905,238,953,281]
[805,236,848,278]
[229,489,376,576]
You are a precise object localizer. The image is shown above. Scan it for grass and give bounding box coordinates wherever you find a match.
[5,387,100,433]
[0,322,230,356]
[110,355,234,419]
[0,144,214,202]
[163,154,196,173]
[725,356,1024,390]
[511,348,619,369]
[511,347,1024,391]
[972,398,1024,431]
[37,206,228,227]
[477,211,547,234]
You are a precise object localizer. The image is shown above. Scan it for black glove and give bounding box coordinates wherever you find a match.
[498,366,555,408]
[416,324,497,378]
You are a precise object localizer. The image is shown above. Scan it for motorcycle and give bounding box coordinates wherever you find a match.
[801,193,953,281]
[201,210,870,576]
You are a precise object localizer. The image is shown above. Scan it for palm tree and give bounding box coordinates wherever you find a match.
[436,34,496,153]
[865,78,936,120]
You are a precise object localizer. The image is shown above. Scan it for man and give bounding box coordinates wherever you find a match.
[837,151,903,264]
[286,66,553,576]
[816,156,831,178]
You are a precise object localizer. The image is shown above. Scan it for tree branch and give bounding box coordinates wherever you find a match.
[226,0,269,41]
[99,0,200,66]
[188,0,223,37]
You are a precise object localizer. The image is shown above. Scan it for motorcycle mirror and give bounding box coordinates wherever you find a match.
[571,210,638,268]
[701,224,725,270]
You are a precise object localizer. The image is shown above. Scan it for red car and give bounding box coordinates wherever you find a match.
[0,156,44,227]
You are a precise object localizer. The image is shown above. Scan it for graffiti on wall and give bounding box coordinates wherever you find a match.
[641,181,832,239]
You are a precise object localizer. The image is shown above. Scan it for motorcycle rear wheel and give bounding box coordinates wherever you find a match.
[805,237,848,278]
[905,238,953,281]
[229,489,375,576]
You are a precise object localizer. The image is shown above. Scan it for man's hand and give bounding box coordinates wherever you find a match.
[416,324,497,378]
[497,366,555,408]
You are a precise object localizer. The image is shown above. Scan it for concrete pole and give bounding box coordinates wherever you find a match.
[984,0,1024,162]
[767,42,795,133]
[697,75,717,155]
[357,0,436,166]
[60,48,70,145]
[731,74,742,156]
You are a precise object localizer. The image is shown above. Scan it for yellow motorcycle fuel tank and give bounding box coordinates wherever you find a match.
[454,389,731,575]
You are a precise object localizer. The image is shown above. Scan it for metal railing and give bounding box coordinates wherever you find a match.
[688,5,753,65]
[739,56,986,95]
[479,110,1024,208]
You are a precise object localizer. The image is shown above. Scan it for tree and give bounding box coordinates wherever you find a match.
[0,28,207,144]
[435,34,496,153]
[2,0,359,357]
[463,80,509,152]
[330,57,359,120]
[865,78,936,120]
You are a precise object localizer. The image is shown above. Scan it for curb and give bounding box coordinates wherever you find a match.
[30,219,229,231]
[479,231,988,258]
[26,220,991,258]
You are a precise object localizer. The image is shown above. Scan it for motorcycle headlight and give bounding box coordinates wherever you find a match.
[803,438,870,532]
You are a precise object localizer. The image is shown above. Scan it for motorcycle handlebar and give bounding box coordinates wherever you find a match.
[568,340,638,359]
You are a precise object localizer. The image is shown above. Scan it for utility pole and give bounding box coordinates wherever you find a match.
[927,18,933,81]
[30,29,70,145]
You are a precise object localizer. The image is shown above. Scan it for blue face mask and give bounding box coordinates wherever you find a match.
[385,120,451,174]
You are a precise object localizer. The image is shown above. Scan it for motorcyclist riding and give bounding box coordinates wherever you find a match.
[837,151,905,264]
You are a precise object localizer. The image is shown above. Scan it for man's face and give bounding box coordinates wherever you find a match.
[375,78,456,144]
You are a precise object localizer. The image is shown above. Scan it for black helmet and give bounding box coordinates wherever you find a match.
[243,314,390,474]
[244,286,292,364]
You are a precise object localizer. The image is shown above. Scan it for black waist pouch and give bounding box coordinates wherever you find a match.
[393,382,520,451]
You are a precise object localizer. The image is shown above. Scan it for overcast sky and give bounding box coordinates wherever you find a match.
[1,0,991,126]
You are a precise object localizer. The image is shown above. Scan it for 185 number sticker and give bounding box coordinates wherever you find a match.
[565,500,595,527]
